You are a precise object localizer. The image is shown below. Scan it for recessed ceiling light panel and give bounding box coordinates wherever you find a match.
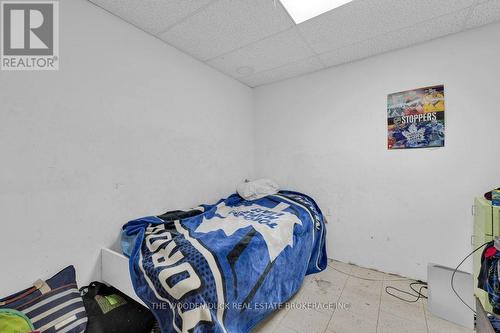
[280,0,353,24]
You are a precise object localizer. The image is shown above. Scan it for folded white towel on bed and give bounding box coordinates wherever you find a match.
[237,179,280,200]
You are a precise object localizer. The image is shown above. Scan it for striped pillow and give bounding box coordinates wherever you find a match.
[0,266,87,333]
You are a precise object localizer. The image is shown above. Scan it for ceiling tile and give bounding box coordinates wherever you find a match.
[89,0,214,34]
[240,56,324,87]
[319,8,469,67]
[91,0,498,86]
[207,28,315,78]
[160,0,294,61]
[298,0,476,54]
[465,0,500,29]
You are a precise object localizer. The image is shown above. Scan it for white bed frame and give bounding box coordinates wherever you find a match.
[100,248,146,307]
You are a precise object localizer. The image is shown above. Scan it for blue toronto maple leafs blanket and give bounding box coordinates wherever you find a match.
[121,191,327,333]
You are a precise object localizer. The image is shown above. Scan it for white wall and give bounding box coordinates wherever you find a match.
[0,0,254,295]
[254,23,500,280]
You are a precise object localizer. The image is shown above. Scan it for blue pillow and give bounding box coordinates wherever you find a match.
[0,266,88,333]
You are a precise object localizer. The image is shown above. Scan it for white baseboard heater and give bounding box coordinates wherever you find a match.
[427,263,474,329]
[100,248,146,307]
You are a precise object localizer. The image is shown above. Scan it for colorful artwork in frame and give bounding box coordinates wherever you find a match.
[387,85,445,149]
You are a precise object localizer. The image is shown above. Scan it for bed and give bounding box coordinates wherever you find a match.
[100,248,145,307]
[116,191,327,333]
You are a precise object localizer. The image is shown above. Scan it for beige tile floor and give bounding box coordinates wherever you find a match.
[253,260,475,333]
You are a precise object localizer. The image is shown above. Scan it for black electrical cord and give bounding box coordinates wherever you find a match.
[451,241,489,314]
[386,241,490,306]
[409,282,428,298]
[385,281,428,303]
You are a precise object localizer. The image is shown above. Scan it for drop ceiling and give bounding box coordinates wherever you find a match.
[89,0,500,87]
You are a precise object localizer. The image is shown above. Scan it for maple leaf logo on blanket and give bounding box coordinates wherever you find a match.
[195,202,302,261]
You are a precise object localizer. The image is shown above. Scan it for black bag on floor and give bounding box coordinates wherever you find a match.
[80,282,156,333]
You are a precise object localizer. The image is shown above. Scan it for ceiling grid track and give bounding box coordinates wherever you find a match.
[271,0,328,68]
[203,26,296,64]
[156,0,222,36]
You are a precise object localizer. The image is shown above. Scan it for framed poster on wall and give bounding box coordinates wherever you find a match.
[387,85,445,149]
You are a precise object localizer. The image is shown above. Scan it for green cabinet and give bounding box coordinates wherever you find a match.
[474,197,495,313]
[493,205,500,237]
